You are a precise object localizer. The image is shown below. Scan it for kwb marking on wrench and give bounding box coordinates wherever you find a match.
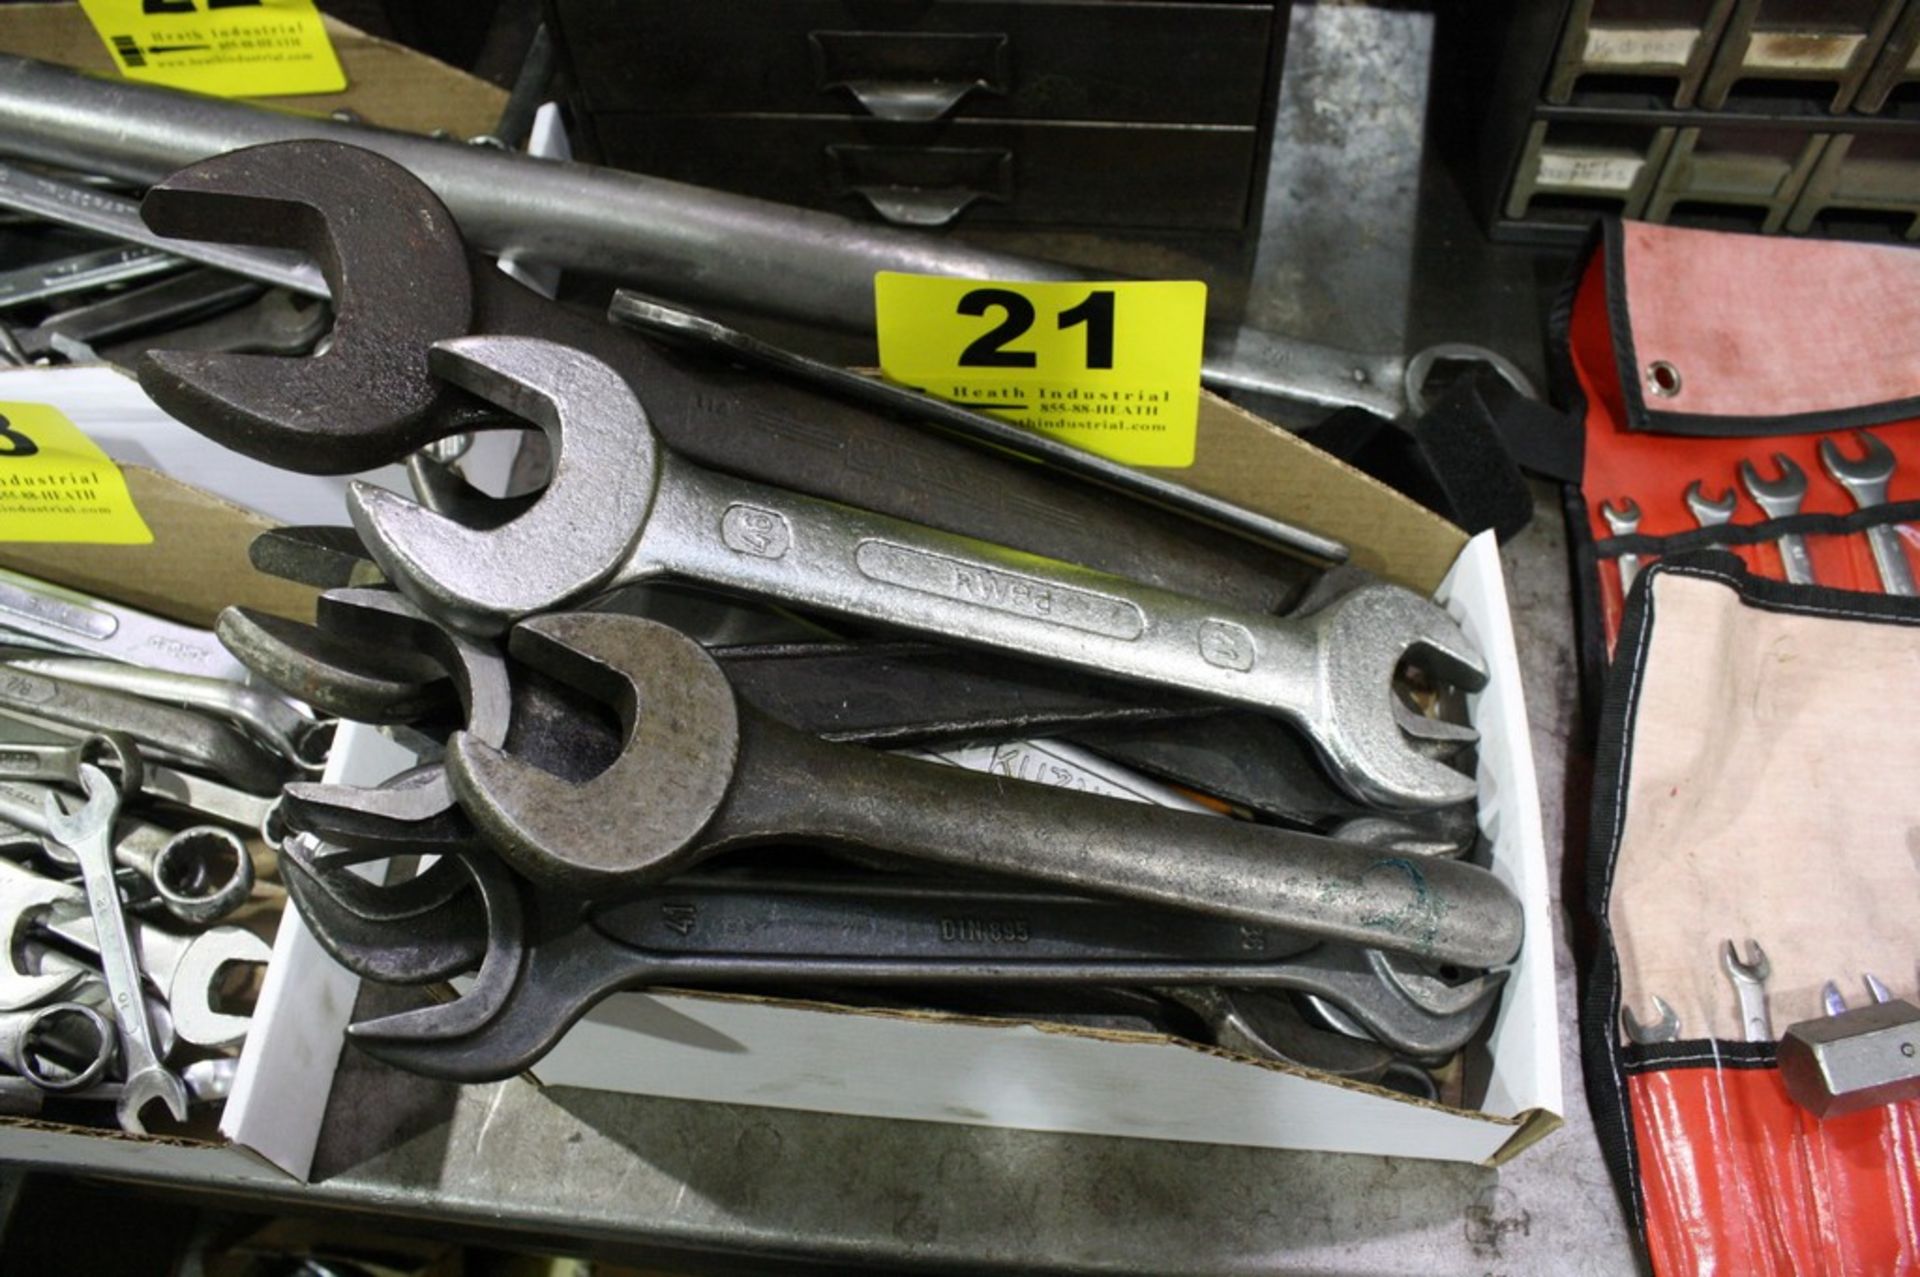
[855,542,1146,639]
[351,337,1483,810]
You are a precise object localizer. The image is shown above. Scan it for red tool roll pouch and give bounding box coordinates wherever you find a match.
[1554,218,1920,689]
[1582,552,1920,1274]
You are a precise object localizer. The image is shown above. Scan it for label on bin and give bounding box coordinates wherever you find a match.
[0,402,152,545]
[874,274,1207,468]
[79,0,345,98]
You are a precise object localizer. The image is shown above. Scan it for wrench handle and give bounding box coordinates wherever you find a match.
[710,717,1523,970]
[65,827,166,1074]
[1775,533,1815,587]
[635,461,1323,716]
[1863,524,1916,596]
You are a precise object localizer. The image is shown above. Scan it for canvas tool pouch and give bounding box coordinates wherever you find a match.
[1553,219,1920,696]
[1582,553,1920,1273]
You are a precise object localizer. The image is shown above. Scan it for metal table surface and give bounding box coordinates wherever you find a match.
[12,5,1644,1271]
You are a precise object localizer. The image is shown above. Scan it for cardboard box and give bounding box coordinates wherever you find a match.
[249,409,1557,1170]
[503,531,1560,1165]
[0,370,1557,1176]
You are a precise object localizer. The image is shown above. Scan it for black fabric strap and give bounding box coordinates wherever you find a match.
[1593,500,1920,558]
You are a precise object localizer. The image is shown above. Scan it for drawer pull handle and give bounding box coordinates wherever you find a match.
[811,30,1010,122]
[828,144,1013,227]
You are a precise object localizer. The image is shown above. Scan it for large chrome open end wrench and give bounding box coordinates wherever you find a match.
[41,765,187,1133]
[352,337,1485,810]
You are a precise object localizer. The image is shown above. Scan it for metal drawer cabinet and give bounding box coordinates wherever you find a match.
[591,111,1261,227]
[551,0,1288,229]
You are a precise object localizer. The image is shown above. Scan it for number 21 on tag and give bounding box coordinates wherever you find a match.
[874,274,1207,468]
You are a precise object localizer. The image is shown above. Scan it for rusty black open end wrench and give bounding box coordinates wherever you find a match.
[308,847,1505,1078]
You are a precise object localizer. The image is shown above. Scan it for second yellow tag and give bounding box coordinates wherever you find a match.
[79,0,345,98]
[875,274,1207,468]
[0,402,153,545]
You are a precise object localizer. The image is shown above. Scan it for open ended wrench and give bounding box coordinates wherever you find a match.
[1601,499,1642,595]
[1,655,331,770]
[1738,455,1814,585]
[0,1056,233,1115]
[0,566,249,682]
[355,338,1482,810]
[288,846,1505,1076]
[0,664,286,794]
[1723,939,1772,1043]
[22,882,268,1049]
[41,766,187,1132]
[1819,431,1916,596]
[0,61,1523,421]
[438,612,1521,968]
[0,717,280,842]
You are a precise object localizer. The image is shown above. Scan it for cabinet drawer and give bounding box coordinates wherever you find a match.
[553,0,1282,125]
[588,114,1259,228]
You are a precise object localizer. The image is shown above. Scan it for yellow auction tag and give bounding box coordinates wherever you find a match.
[79,0,345,98]
[875,274,1207,468]
[0,403,153,545]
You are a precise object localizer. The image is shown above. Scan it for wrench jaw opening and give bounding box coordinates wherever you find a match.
[133,142,476,474]
[275,587,522,864]
[165,930,271,1050]
[1309,585,1486,812]
[347,336,664,636]
[215,606,454,725]
[278,836,485,984]
[445,612,741,893]
[343,846,526,1044]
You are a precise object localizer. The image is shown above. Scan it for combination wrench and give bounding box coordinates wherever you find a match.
[433,611,1522,968]
[350,337,1483,810]
[1818,430,1916,595]
[0,664,286,794]
[0,1000,116,1092]
[0,779,252,925]
[1683,481,1736,533]
[1,655,332,770]
[1722,939,1772,1043]
[41,765,187,1133]
[0,855,266,1047]
[1737,455,1814,584]
[1601,499,1642,595]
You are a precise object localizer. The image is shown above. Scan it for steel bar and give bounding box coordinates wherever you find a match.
[0,160,327,298]
[0,53,1404,414]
